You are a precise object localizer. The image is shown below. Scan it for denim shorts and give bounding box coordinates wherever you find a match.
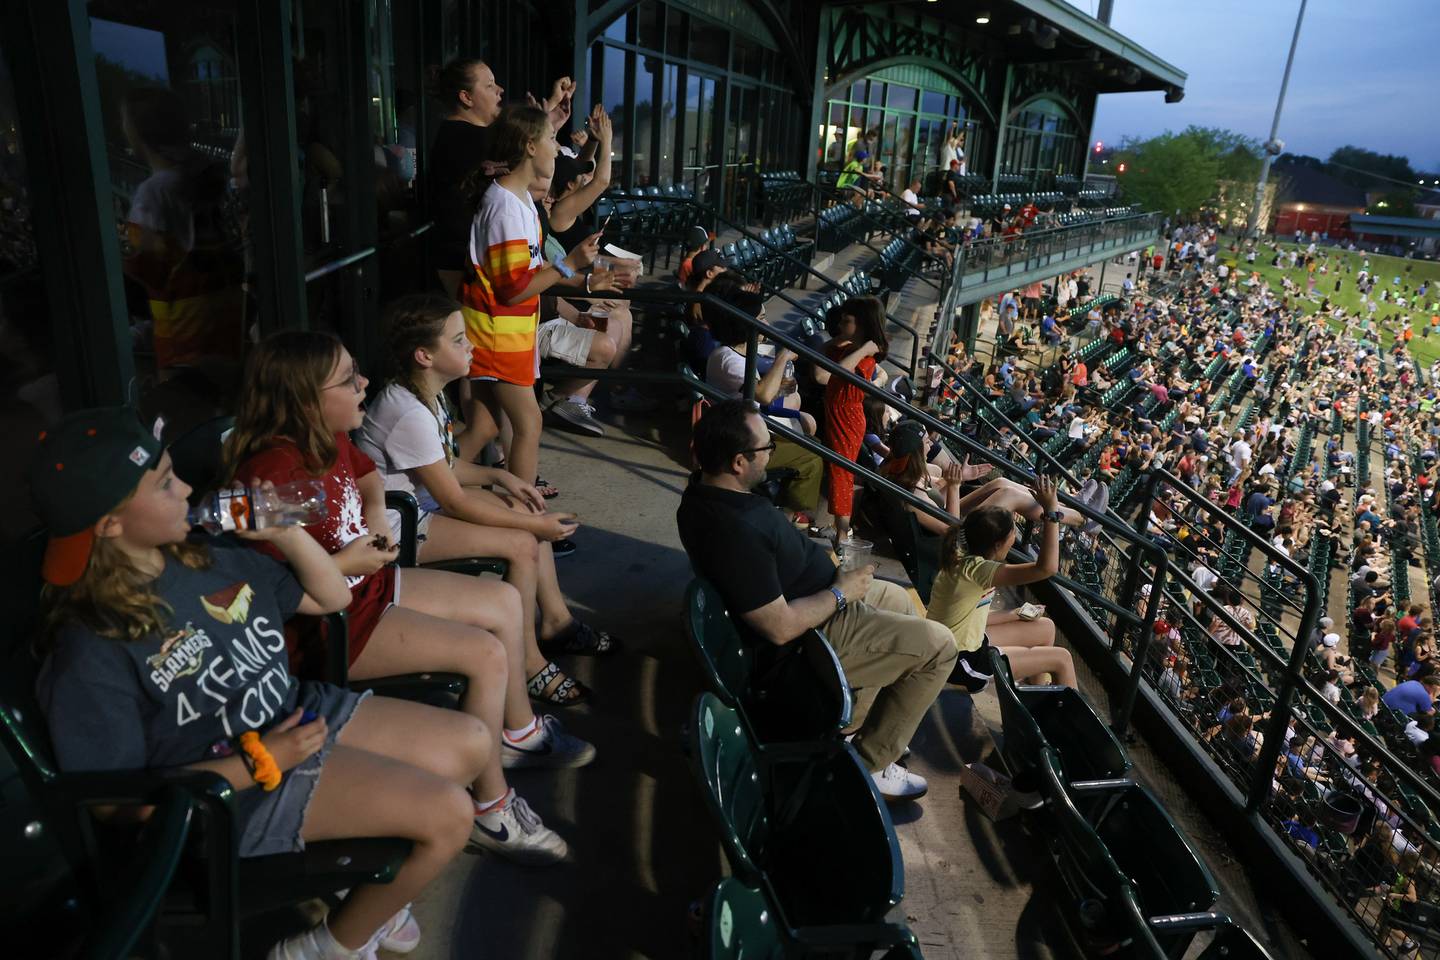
[236,682,371,858]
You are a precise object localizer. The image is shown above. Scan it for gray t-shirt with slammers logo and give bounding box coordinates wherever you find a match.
[36,537,365,856]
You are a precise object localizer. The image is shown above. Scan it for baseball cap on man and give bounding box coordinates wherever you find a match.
[29,407,164,586]
[687,249,728,287]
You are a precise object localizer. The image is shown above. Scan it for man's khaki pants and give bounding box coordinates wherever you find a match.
[822,579,957,772]
[767,438,822,513]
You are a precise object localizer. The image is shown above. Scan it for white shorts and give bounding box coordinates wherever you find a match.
[537,317,595,366]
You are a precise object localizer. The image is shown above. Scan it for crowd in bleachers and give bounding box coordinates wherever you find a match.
[916,215,1440,956]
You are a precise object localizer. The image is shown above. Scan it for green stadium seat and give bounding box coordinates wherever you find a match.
[1032,747,1133,951]
[990,648,1132,784]
[0,530,410,958]
[688,693,905,932]
[685,579,852,742]
[1075,776,1221,918]
[703,877,922,959]
[860,483,940,603]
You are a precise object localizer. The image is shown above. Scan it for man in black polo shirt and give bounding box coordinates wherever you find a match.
[677,399,956,802]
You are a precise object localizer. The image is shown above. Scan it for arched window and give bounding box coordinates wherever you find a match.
[1001,97,1081,184]
[821,64,986,193]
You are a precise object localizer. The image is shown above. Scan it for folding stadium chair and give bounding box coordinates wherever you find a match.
[689,693,907,940]
[1073,773,1221,951]
[685,578,852,743]
[989,647,1133,784]
[0,531,410,959]
[704,877,923,960]
[859,483,940,604]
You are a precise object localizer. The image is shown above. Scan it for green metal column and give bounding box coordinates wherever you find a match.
[3,0,134,407]
[236,0,306,335]
[989,64,1013,187]
[805,7,831,183]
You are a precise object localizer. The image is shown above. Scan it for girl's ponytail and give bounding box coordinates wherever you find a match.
[381,293,462,412]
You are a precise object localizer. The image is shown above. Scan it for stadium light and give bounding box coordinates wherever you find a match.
[975,13,990,24]
[1094,140,1104,153]
[1117,162,1126,173]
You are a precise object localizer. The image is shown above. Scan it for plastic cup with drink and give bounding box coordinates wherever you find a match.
[838,537,874,571]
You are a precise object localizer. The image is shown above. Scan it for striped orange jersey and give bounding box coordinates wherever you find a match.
[460,183,544,385]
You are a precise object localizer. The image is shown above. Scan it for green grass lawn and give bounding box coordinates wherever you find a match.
[1228,242,1440,368]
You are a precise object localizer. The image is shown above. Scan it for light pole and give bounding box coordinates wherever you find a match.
[1248,0,1308,239]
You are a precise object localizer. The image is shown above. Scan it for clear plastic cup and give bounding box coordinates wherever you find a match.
[838,538,874,571]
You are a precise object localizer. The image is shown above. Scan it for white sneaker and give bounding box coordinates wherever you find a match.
[501,714,597,769]
[872,762,928,802]
[267,923,370,960]
[369,903,421,954]
[469,790,569,865]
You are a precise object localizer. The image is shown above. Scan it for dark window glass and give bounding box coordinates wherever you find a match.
[602,11,629,43]
[867,82,884,106]
[637,0,663,51]
[658,63,679,184]
[604,45,628,183]
[691,19,728,70]
[850,81,865,104]
[89,0,250,420]
[666,11,687,56]
[921,91,945,116]
[886,84,915,112]
[0,41,58,527]
[635,54,657,185]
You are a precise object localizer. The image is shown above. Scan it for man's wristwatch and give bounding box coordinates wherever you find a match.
[551,258,576,279]
[830,586,847,614]
[1044,510,1064,523]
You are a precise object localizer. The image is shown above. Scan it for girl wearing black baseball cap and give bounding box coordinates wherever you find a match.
[30,407,486,959]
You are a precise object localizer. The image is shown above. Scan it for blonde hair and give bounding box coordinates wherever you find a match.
[40,493,210,647]
[223,331,345,480]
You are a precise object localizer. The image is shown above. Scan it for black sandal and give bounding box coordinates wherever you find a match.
[526,660,589,706]
[542,620,622,656]
[536,476,560,500]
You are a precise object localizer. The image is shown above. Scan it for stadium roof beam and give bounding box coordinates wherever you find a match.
[875,0,1187,95]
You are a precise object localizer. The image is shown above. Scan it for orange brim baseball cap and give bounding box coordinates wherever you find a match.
[29,407,163,586]
[42,527,99,587]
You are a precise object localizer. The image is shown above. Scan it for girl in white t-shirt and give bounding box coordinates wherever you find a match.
[360,293,621,707]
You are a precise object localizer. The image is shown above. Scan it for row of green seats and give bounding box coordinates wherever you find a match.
[686,579,922,958]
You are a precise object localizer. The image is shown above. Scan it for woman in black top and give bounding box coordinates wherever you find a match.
[427,59,505,296]
[427,60,582,297]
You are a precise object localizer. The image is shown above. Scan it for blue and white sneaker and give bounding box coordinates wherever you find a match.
[469,790,568,865]
[501,714,597,769]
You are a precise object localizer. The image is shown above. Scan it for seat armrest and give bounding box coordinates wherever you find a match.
[86,785,197,960]
[385,491,420,567]
[51,767,240,943]
[320,610,351,687]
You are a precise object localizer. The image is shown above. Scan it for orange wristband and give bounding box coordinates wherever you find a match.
[238,731,282,791]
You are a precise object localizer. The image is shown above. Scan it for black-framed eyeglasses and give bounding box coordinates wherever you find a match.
[740,440,777,457]
[325,363,363,393]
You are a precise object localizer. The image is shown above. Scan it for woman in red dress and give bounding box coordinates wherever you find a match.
[822,296,888,542]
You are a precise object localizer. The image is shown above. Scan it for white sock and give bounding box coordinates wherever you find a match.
[313,920,367,959]
[474,790,510,814]
[504,716,540,743]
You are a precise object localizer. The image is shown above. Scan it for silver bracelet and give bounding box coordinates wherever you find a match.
[585,272,592,294]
